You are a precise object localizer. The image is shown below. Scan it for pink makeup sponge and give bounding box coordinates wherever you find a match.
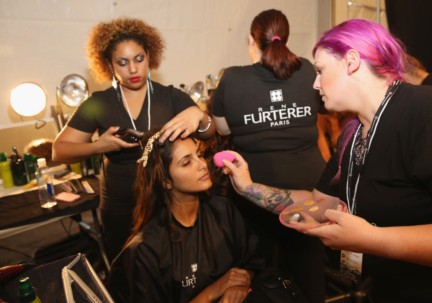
[213,151,236,167]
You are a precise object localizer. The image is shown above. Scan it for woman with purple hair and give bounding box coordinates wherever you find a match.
[222,19,432,302]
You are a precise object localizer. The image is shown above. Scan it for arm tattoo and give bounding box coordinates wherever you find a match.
[243,183,294,214]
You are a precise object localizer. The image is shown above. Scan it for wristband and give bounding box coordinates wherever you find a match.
[197,116,211,133]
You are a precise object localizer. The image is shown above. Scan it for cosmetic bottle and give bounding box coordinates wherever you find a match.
[0,152,14,188]
[36,158,57,209]
[17,276,42,303]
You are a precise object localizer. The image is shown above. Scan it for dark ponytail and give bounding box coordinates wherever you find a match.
[251,9,301,79]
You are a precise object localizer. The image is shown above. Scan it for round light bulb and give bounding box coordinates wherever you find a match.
[10,82,47,116]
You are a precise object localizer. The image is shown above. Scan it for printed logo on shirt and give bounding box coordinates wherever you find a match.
[270,89,283,102]
[181,274,197,288]
[181,263,198,289]
[243,103,312,127]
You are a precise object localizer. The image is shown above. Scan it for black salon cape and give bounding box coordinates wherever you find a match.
[107,195,265,303]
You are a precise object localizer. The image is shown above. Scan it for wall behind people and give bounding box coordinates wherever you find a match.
[0,0,331,145]
[332,0,387,26]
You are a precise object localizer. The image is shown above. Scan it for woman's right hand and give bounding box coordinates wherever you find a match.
[218,286,250,303]
[220,151,254,195]
[212,268,252,301]
[97,126,140,153]
[53,125,138,164]
[190,268,252,303]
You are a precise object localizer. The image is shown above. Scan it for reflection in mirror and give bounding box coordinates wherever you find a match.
[189,81,205,103]
[180,81,207,110]
[58,74,89,108]
[53,74,89,131]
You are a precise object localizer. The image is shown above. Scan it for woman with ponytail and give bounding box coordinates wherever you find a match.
[212,9,326,303]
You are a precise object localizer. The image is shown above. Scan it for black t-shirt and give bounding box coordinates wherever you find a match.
[107,196,265,303]
[421,73,432,85]
[212,59,325,189]
[213,59,321,153]
[67,82,196,164]
[317,83,432,302]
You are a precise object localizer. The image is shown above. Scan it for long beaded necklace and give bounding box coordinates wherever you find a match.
[346,80,400,214]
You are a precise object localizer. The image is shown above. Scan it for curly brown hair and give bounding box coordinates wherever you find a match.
[86,17,165,82]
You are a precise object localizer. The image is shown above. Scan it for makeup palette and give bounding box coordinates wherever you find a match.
[279,198,347,228]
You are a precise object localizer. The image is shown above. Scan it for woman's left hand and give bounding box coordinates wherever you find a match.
[304,209,376,252]
[159,107,205,142]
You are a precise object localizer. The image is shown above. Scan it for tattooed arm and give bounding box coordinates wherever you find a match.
[222,151,330,214]
[241,183,322,214]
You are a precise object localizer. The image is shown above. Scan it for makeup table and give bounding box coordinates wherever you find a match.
[0,175,110,271]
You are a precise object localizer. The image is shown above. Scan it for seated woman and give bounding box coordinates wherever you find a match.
[107,129,264,303]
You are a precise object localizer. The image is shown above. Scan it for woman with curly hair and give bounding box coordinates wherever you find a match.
[52,18,214,261]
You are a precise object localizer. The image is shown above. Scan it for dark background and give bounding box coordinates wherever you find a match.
[386,0,432,72]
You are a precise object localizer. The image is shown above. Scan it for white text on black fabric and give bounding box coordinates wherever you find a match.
[182,274,197,288]
[243,103,311,127]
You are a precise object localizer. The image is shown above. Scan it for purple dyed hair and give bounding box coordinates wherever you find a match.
[312,19,408,183]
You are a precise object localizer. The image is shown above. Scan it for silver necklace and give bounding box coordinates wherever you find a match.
[119,79,152,132]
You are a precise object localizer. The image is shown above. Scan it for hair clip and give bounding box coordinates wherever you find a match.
[137,132,161,167]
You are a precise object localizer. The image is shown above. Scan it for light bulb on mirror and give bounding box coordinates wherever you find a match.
[10,82,47,117]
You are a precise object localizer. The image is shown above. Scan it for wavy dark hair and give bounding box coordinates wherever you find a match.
[127,129,174,244]
[250,9,301,79]
[127,129,211,245]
